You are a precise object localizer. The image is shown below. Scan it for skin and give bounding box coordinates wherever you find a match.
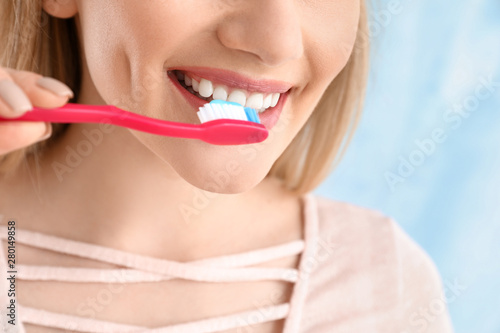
[0,68,60,154]
[0,0,360,330]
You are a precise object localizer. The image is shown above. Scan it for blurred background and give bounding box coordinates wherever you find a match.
[315,0,500,332]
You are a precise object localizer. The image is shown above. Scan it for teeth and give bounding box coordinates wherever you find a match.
[178,72,283,112]
[199,79,214,98]
[213,86,228,101]
[227,89,247,106]
[271,93,280,107]
[263,94,273,109]
[246,93,264,110]
[192,79,200,92]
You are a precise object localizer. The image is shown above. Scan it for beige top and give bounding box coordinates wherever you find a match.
[0,193,453,332]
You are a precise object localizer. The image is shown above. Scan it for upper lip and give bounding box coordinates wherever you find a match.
[168,67,294,94]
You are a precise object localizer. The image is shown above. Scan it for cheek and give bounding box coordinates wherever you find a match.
[293,2,360,121]
[77,1,130,103]
[305,1,360,84]
[77,1,196,110]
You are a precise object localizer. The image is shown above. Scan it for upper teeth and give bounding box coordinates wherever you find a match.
[176,72,281,113]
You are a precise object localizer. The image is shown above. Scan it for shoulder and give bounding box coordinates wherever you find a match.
[310,194,402,264]
[299,194,454,332]
[311,194,439,276]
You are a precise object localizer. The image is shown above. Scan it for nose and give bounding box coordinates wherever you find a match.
[216,0,304,67]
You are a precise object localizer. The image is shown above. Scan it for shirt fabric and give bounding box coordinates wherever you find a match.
[0,193,454,332]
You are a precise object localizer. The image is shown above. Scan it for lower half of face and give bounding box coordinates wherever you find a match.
[76,0,360,193]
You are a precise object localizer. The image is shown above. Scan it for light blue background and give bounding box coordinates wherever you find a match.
[314,1,500,332]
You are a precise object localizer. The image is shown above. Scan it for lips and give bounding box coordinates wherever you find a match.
[166,67,292,130]
[174,70,282,113]
[171,67,293,93]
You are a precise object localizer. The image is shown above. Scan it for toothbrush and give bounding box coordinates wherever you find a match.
[0,100,268,145]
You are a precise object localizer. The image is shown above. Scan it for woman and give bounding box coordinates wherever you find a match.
[0,0,453,332]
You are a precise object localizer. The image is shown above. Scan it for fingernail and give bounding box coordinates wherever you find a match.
[36,77,74,98]
[36,123,53,142]
[0,79,33,114]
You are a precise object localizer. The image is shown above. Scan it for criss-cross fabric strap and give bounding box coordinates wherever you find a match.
[9,238,304,283]
[0,226,301,283]
[0,193,319,333]
[19,302,290,333]
[282,193,318,333]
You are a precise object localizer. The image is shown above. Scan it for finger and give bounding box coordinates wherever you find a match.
[4,68,74,109]
[0,121,50,155]
[0,67,33,118]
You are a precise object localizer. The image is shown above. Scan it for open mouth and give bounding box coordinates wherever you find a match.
[172,70,216,103]
[168,70,283,114]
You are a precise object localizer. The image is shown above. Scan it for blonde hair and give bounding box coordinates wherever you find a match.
[0,1,369,195]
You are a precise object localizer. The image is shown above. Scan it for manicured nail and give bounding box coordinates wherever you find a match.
[0,79,33,114]
[36,77,74,98]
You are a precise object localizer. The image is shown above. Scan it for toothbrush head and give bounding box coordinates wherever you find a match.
[197,99,261,124]
[196,100,268,145]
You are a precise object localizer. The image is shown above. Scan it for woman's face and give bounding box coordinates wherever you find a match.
[73,0,360,193]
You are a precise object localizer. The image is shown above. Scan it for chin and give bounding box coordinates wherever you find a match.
[173,158,270,195]
[133,127,280,194]
[162,146,271,194]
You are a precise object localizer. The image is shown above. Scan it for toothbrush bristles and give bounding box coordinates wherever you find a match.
[197,101,261,124]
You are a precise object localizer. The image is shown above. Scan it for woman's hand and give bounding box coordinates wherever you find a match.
[0,66,74,155]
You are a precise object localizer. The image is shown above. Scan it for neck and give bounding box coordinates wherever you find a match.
[31,118,289,246]
[5,68,302,259]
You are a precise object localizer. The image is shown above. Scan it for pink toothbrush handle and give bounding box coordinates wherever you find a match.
[0,103,268,145]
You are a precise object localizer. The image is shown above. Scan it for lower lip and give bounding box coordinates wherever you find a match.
[167,71,289,130]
